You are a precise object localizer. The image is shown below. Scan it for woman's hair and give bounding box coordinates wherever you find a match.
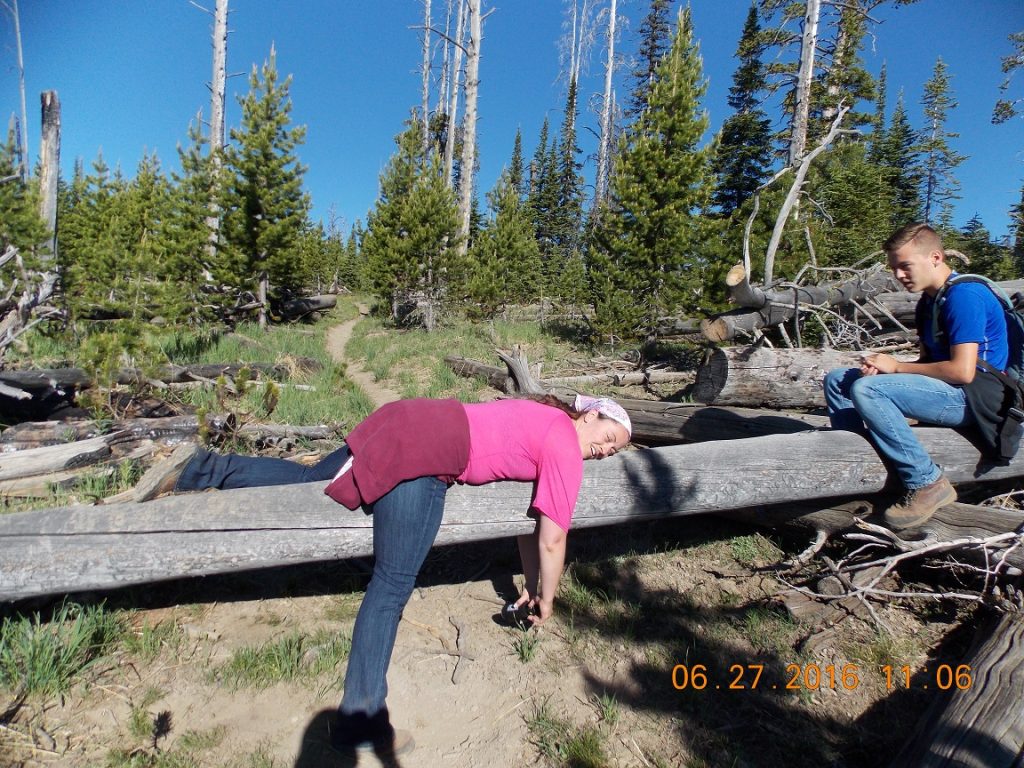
[523,394,584,419]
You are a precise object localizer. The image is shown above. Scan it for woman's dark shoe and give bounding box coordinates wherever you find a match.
[329,709,415,757]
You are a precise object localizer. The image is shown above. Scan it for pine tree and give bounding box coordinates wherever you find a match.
[811,141,894,264]
[917,58,966,225]
[627,0,672,118]
[222,47,311,301]
[508,128,525,199]
[712,4,773,216]
[589,8,717,348]
[812,5,876,136]
[361,121,460,325]
[0,128,48,259]
[166,116,220,322]
[875,93,922,228]
[466,171,542,316]
[548,79,586,300]
[948,215,1015,280]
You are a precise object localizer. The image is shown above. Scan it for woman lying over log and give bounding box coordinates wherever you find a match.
[133,394,631,759]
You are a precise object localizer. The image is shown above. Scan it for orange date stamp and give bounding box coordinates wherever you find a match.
[670,663,973,692]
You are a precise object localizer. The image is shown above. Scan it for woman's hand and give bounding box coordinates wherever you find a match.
[513,591,554,626]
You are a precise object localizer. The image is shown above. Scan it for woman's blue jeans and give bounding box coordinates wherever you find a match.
[823,368,974,489]
[174,447,447,736]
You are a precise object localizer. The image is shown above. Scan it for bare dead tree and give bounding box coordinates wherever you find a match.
[788,0,821,168]
[0,0,28,181]
[38,92,59,262]
[191,0,229,259]
[456,0,481,256]
[420,0,432,158]
[436,0,454,116]
[443,0,467,186]
[594,0,617,206]
[763,104,854,284]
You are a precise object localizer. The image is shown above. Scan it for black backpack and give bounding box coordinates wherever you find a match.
[927,274,1024,462]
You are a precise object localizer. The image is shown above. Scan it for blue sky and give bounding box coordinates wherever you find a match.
[2,0,1023,244]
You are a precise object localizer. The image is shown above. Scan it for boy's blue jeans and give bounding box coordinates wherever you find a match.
[176,448,448,742]
[823,368,975,489]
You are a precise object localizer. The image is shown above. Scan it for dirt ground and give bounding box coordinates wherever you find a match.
[0,319,985,767]
[2,515,978,768]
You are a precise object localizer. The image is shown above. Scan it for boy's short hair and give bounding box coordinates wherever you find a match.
[883,222,943,257]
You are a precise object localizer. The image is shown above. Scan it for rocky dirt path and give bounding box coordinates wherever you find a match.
[324,305,400,408]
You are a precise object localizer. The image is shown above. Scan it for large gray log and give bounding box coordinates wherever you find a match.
[0,433,127,481]
[692,345,864,408]
[889,610,1024,768]
[2,426,1024,601]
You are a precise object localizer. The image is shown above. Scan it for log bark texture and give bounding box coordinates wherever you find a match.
[3,426,1023,601]
[691,345,863,408]
[889,610,1024,768]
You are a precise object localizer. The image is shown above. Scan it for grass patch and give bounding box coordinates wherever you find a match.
[512,628,542,663]
[0,601,121,697]
[734,605,798,655]
[123,616,184,663]
[105,725,226,768]
[729,534,784,567]
[527,699,610,768]
[346,312,598,401]
[215,629,351,690]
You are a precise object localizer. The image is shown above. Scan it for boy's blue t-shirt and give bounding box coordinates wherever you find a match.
[919,278,1010,371]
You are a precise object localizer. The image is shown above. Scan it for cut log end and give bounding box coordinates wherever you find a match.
[700,317,731,344]
[725,263,746,288]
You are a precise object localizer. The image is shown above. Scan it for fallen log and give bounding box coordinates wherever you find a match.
[3,425,1024,601]
[0,432,131,482]
[442,356,828,444]
[279,294,336,321]
[889,610,1024,768]
[0,442,157,497]
[691,345,864,408]
[0,361,320,393]
[614,399,828,445]
[701,277,1024,343]
[0,416,341,451]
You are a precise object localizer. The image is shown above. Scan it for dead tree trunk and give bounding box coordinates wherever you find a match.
[455,0,480,257]
[205,0,228,258]
[787,0,820,169]
[420,0,432,158]
[38,91,60,261]
[692,345,863,408]
[889,610,1024,768]
[0,0,28,181]
[444,0,466,186]
[594,0,616,206]
[3,426,1024,601]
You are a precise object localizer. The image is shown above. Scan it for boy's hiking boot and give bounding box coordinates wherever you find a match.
[883,475,956,530]
[134,443,199,502]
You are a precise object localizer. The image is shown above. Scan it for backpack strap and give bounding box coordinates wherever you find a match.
[929,273,1015,370]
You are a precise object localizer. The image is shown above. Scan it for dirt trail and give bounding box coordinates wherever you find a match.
[325,305,400,408]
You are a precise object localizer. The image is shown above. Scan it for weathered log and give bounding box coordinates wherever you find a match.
[279,294,337,320]
[0,416,340,450]
[442,356,828,445]
[444,356,515,393]
[3,426,1024,601]
[614,399,828,445]
[542,371,694,388]
[702,277,1024,343]
[0,442,157,497]
[691,345,864,408]
[0,432,129,482]
[889,610,1024,768]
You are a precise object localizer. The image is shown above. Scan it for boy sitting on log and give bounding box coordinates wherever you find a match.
[823,222,1012,530]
